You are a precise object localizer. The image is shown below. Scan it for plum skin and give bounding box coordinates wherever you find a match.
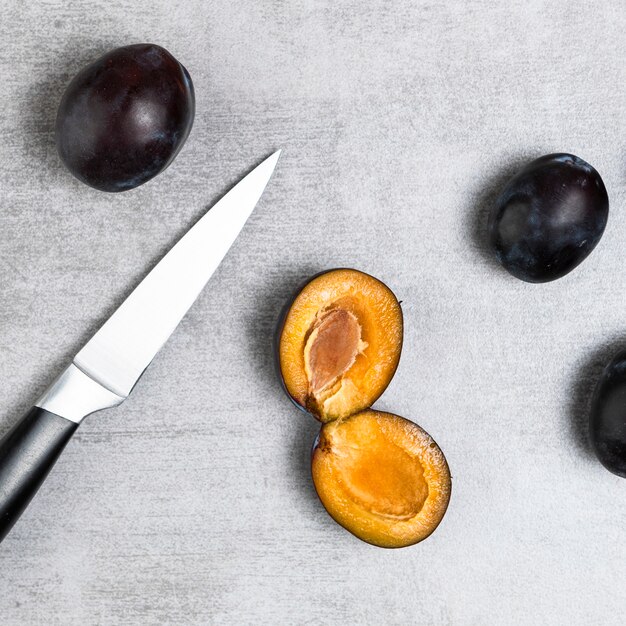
[488,153,609,283]
[55,43,195,192]
[589,350,626,478]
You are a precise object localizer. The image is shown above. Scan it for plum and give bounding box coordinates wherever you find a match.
[55,44,194,192]
[590,351,626,478]
[488,154,608,282]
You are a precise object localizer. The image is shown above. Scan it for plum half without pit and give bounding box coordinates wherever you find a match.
[277,269,451,548]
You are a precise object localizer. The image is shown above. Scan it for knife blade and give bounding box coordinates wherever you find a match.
[0,151,281,543]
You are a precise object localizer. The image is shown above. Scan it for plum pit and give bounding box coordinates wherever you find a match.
[304,307,368,411]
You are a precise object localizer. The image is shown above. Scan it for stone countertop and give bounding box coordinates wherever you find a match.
[0,1,625,624]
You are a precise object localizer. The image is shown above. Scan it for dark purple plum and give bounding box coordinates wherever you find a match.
[56,44,194,192]
[488,154,608,283]
[589,351,626,478]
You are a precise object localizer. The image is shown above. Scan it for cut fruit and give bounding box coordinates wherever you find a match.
[312,410,451,548]
[278,269,403,422]
[277,269,451,548]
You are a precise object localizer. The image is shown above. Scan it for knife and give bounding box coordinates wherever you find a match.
[0,151,281,543]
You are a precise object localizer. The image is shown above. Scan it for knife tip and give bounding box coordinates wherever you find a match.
[262,149,282,173]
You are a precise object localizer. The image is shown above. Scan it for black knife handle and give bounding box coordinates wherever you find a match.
[0,407,78,543]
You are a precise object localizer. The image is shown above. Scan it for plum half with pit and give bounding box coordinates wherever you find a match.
[488,153,609,283]
[277,269,404,422]
[56,44,195,192]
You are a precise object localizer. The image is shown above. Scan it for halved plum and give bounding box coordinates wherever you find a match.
[312,410,451,548]
[278,269,451,548]
[278,269,403,422]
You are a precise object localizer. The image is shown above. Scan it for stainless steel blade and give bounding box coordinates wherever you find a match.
[74,151,281,397]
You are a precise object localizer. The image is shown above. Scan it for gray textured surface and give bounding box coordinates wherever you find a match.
[0,1,625,624]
